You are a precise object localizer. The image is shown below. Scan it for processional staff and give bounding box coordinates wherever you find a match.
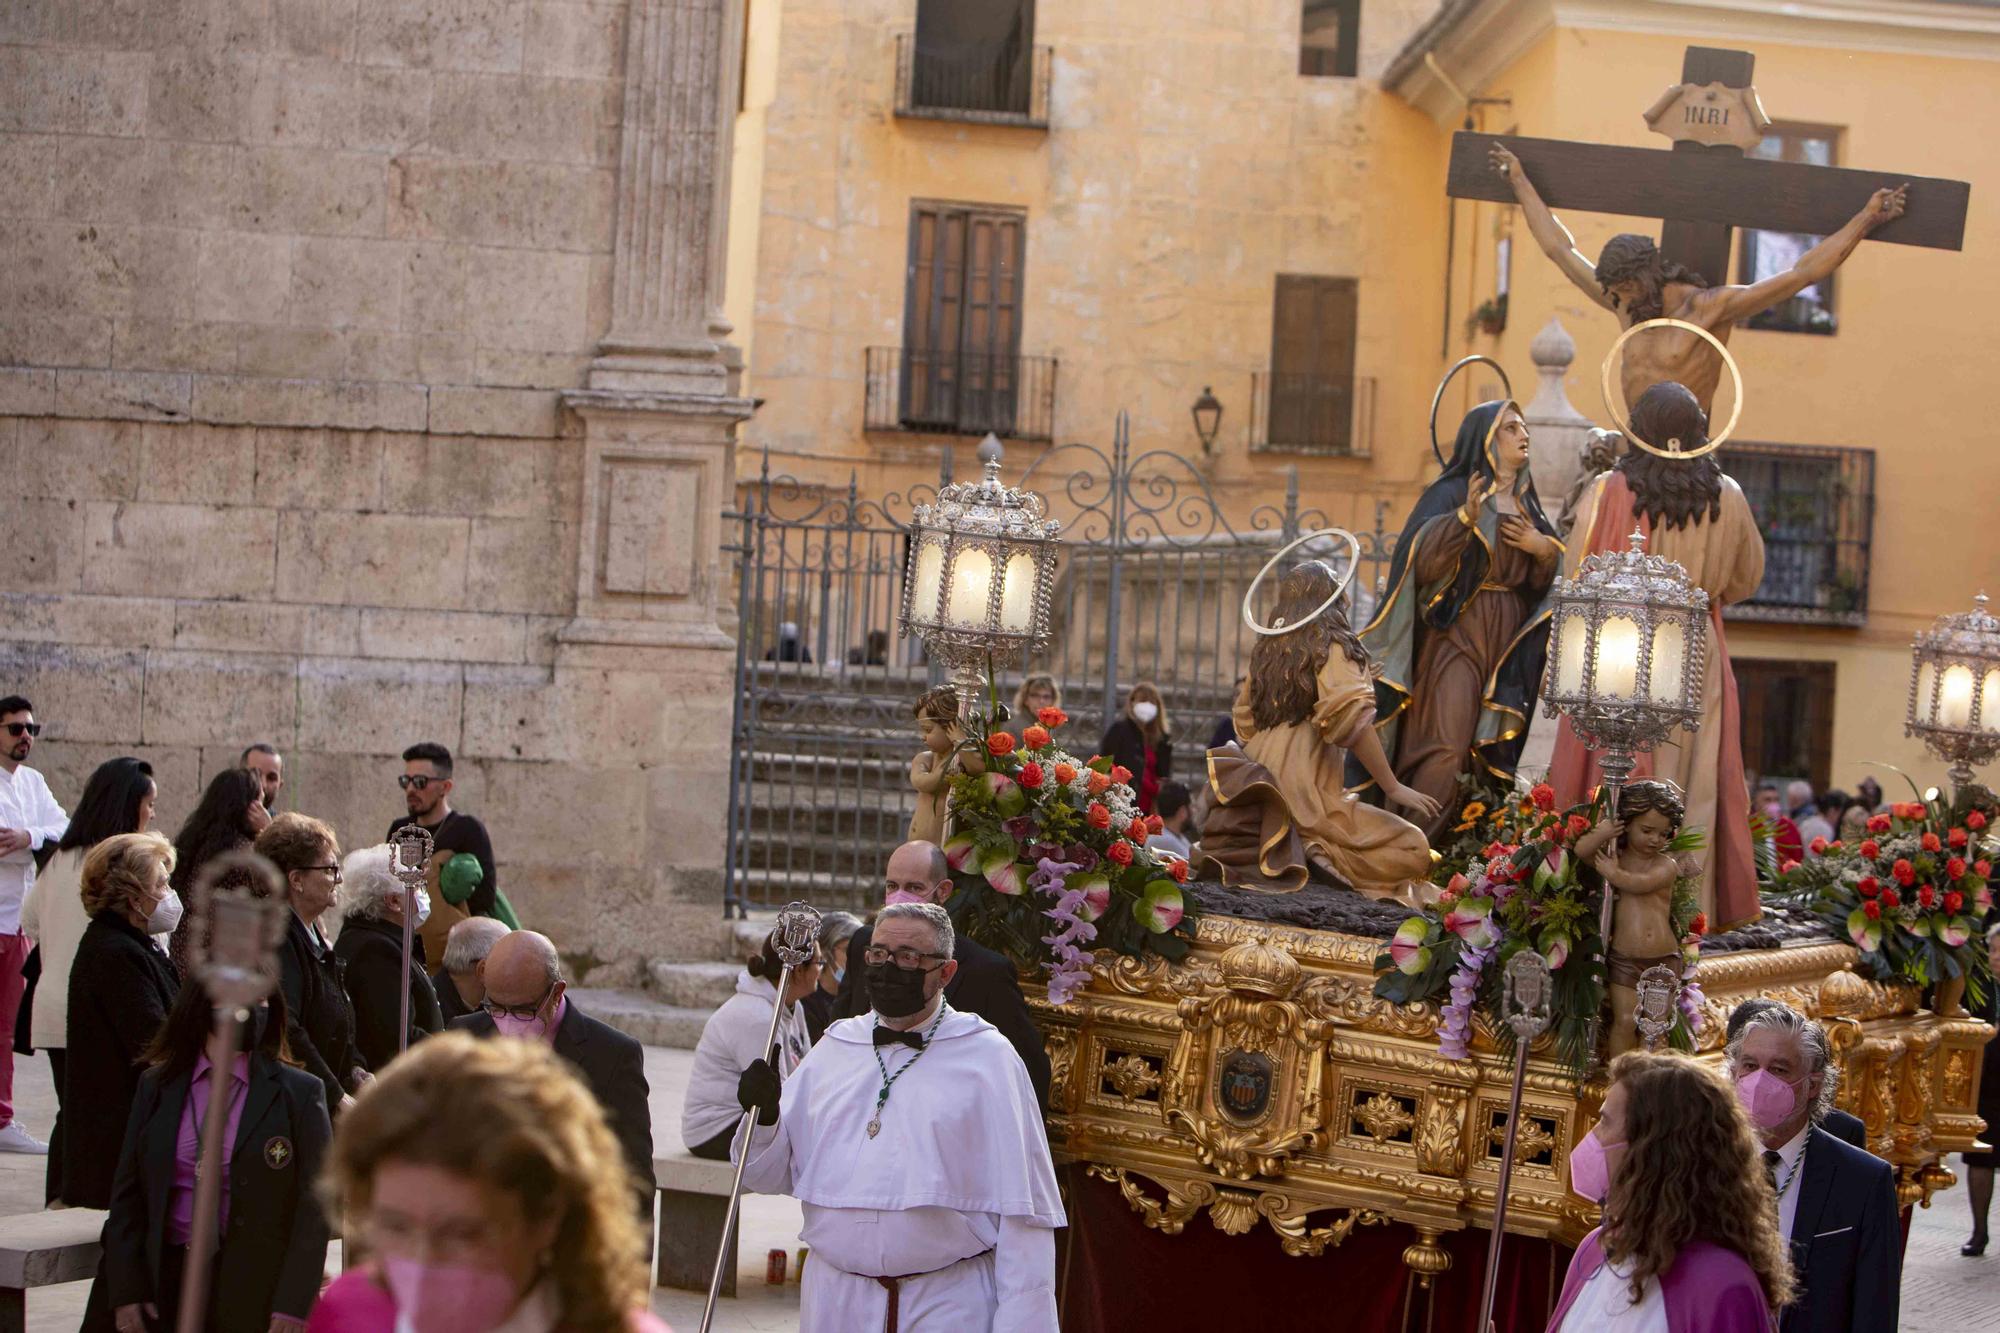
[1476,949,1554,1333]
[389,825,435,1057]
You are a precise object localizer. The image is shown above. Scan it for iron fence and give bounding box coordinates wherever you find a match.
[864,346,1058,442]
[894,31,1051,128]
[1250,371,1375,456]
[722,417,1397,915]
[1718,441,1875,627]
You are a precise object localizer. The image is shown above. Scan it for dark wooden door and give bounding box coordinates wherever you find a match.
[1735,658,1836,792]
[1269,275,1358,451]
[903,203,1026,433]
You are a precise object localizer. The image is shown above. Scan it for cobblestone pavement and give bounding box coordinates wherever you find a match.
[1904,1167,2000,1331]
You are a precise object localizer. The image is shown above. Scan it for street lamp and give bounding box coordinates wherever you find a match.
[1191,386,1223,452]
[900,434,1063,722]
[1906,592,2000,793]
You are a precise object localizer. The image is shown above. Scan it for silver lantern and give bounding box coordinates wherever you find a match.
[900,434,1063,721]
[1905,592,2000,793]
[1541,527,1711,799]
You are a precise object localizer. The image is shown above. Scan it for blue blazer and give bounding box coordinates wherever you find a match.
[1778,1124,1900,1333]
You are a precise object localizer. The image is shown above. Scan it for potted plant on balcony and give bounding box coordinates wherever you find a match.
[1466,292,1509,338]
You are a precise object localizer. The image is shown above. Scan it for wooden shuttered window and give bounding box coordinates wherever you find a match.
[1267,274,1358,452]
[902,202,1027,434]
[1300,0,1361,78]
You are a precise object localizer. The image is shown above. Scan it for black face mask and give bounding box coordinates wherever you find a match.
[865,959,934,1019]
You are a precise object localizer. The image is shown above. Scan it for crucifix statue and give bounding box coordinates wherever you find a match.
[1448,45,1971,414]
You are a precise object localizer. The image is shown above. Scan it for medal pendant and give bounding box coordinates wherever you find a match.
[866,1118,881,1139]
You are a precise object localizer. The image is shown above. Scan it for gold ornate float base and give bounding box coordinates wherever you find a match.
[1035,912,1994,1282]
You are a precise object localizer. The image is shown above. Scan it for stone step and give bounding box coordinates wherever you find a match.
[647,959,743,1008]
[566,987,712,1050]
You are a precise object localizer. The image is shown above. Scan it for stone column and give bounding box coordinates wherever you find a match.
[1521,317,1597,510]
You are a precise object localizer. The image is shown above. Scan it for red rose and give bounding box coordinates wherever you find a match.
[1484,842,1507,860]
[1829,841,1845,853]
[1922,831,1942,853]
[1038,706,1069,729]
[1531,783,1557,812]
[1978,859,1994,878]
[1781,859,1801,876]
[1863,900,1882,920]
[1892,859,1916,886]
[1110,765,1133,786]
[1949,827,1969,849]
[1882,887,1901,909]
[1087,771,1111,796]
[1946,890,1965,914]
[1689,912,1708,936]
[1127,823,1149,845]
[1106,840,1134,866]
[1859,840,1880,860]
[1017,761,1045,790]
[1917,884,1937,909]
[1867,814,1891,835]
[1169,858,1190,883]
[1858,876,1880,898]
[1023,725,1051,750]
[1809,836,1829,856]
[1147,814,1164,834]
[1969,810,1990,830]
[1053,762,1078,786]
[1567,814,1593,840]
[1947,857,1968,881]
[987,731,1016,757]
[1087,803,1112,830]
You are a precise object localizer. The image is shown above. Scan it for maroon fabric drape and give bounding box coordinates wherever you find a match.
[1059,1165,1565,1332]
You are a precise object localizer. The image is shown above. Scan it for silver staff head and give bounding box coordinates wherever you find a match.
[772,901,823,969]
[1634,963,1682,1051]
[390,823,434,887]
[189,849,290,1010]
[1502,950,1554,1044]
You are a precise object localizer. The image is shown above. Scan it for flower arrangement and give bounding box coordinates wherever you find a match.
[1769,787,1996,1011]
[943,702,1197,1004]
[1375,782,1708,1073]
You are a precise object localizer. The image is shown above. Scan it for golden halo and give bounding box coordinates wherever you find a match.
[1429,355,1513,468]
[1242,529,1362,638]
[1599,318,1742,460]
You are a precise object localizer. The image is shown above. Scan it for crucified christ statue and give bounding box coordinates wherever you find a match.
[1491,142,1907,413]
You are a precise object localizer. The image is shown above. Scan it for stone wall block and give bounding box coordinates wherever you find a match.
[463,248,595,352]
[460,665,665,765]
[32,740,205,835]
[296,657,464,755]
[522,1,627,80]
[110,319,241,375]
[245,57,354,147]
[139,648,298,749]
[355,0,528,74]
[466,518,575,614]
[387,158,615,253]
[0,498,86,593]
[146,49,258,142]
[427,72,616,165]
[0,130,57,219]
[426,387,562,439]
[0,48,149,135]
[233,147,387,237]
[254,427,386,510]
[276,509,470,609]
[357,607,528,664]
[193,230,295,325]
[149,142,245,232]
[0,592,177,650]
[171,600,363,658]
[54,370,194,423]
[350,68,434,152]
[478,755,646,851]
[273,0,362,60]
[280,750,402,859]
[473,348,592,391]
[193,376,429,431]
[82,501,278,601]
[53,135,151,223]
[234,327,352,380]
[286,237,407,331]
[380,435,560,518]
[0,643,146,745]
[11,420,142,501]
[0,313,114,370]
[139,423,258,505]
[0,369,57,416]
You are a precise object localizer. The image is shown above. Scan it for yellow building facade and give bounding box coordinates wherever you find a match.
[724,0,2000,795]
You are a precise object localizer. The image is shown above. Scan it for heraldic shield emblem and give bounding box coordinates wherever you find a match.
[1217,1049,1274,1124]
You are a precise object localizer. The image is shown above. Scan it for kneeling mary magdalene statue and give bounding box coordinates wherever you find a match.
[1352,400,1564,837]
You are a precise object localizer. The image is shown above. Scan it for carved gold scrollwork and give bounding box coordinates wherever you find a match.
[1044,1025,1079,1115]
[1085,1166,1208,1235]
[1489,1113,1557,1165]
[1087,1165,1387,1256]
[1254,1192,1390,1258]
[1415,1085,1471,1177]
[1103,1053,1162,1103]
[1351,1091,1416,1144]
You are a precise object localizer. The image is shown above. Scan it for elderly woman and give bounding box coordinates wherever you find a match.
[305,1033,666,1332]
[62,833,181,1209]
[256,814,365,1115]
[96,983,331,1333]
[332,845,443,1072]
[1548,1051,1790,1330]
[799,910,860,1044]
[681,930,818,1159]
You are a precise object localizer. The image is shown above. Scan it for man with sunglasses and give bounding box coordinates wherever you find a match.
[386,741,499,968]
[0,696,65,1154]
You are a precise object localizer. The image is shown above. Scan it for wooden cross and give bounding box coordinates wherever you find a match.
[1447,44,1969,284]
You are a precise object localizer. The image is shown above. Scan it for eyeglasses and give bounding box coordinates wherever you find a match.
[862,945,947,971]
[2,723,40,738]
[481,980,557,1022]
[302,864,344,884]
[397,774,443,791]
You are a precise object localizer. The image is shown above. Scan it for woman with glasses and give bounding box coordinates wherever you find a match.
[681,929,819,1160]
[256,814,367,1117]
[22,756,155,1203]
[331,844,443,1073]
[95,983,331,1333]
[61,833,181,1210]
[306,1033,665,1333]
[167,768,270,975]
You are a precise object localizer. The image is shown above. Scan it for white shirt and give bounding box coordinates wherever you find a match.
[1770,1124,1811,1243]
[20,847,89,1048]
[1558,1259,1669,1332]
[680,970,811,1149]
[0,765,67,935]
[1151,826,1192,860]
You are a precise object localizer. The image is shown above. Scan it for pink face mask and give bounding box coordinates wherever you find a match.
[1735,1069,1806,1130]
[884,889,931,906]
[1568,1125,1617,1202]
[492,1011,549,1040]
[383,1258,522,1333]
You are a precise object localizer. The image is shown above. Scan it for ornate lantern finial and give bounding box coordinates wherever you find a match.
[1906,591,2000,793]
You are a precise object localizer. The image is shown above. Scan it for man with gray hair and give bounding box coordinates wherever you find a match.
[433,915,511,1025]
[1727,1002,1898,1332]
[736,901,1063,1331]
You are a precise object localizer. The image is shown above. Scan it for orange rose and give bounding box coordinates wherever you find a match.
[1023,725,1051,750]
[1087,803,1113,830]
[1038,706,1069,729]
[1087,771,1111,796]
[1169,859,1190,883]
[1106,841,1134,866]
[1110,765,1133,786]
[1127,824,1149,845]
[1054,763,1078,785]
[987,731,1016,757]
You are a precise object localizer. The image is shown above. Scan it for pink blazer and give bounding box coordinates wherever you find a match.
[305,1270,674,1332]
[1547,1229,1777,1333]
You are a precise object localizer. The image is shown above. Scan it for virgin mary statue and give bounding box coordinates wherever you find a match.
[1353,400,1564,836]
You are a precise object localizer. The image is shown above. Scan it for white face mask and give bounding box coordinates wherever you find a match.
[1131,701,1159,724]
[146,889,184,937]
[411,887,432,930]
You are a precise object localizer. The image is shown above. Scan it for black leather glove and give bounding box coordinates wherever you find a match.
[737,1048,781,1126]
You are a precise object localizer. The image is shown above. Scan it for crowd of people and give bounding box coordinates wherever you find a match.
[1753,774,1889,867]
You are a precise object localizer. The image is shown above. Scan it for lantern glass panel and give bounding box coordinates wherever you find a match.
[1984,667,2000,734]
[1595,615,1643,699]
[1648,619,1685,704]
[1000,551,1037,632]
[1917,659,1937,720]
[1939,664,1976,729]
[947,547,995,628]
[911,538,946,622]
[1553,610,1587,694]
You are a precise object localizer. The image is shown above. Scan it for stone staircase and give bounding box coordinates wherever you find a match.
[580,914,780,1050]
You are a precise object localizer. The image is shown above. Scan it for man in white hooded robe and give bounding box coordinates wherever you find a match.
[734,901,1064,1332]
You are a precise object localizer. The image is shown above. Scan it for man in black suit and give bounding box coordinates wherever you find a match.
[450,931,654,1215]
[833,839,1052,1108]
[1729,1003,1899,1333]
[1726,999,1867,1148]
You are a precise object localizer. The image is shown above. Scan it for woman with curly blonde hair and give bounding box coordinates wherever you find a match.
[305,1032,665,1333]
[1548,1050,1792,1331]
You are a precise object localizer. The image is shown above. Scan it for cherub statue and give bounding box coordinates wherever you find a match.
[907,686,981,845]
[1573,779,1688,1056]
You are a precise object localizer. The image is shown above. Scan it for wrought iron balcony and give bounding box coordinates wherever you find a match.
[894,32,1051,128]
[1250,372,1375,456]
[864,346,1057,442]
[1717,441,1875,626]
